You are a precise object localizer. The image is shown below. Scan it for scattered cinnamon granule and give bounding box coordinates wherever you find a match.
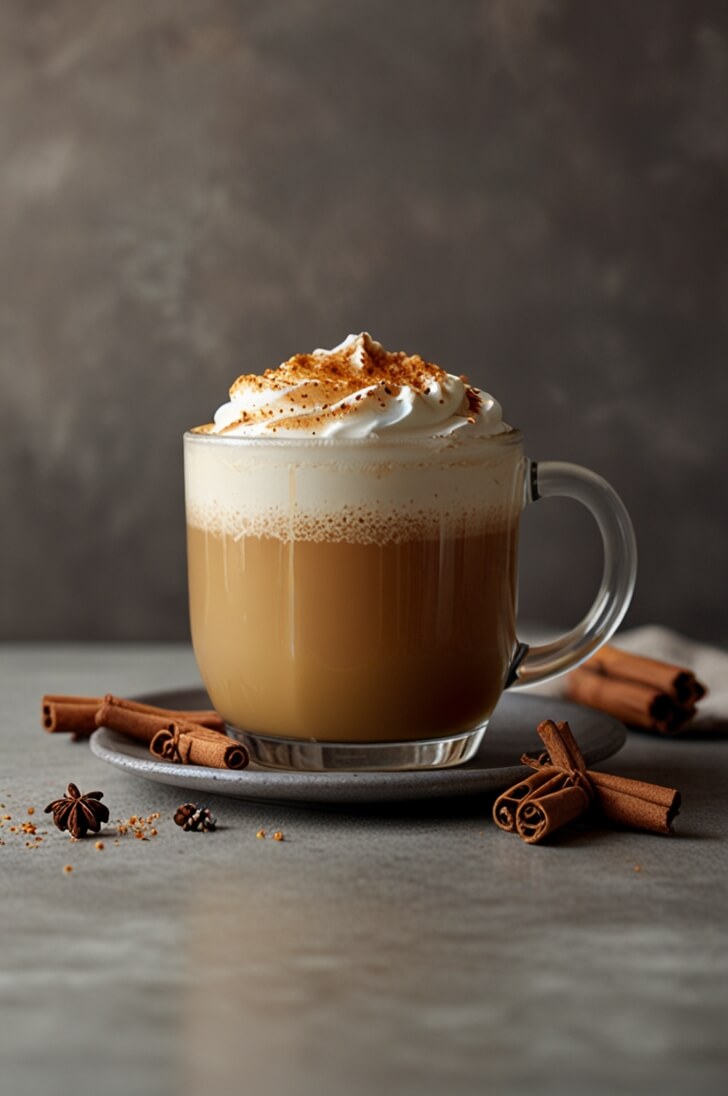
[21,822,37,835]
[27,807,35,816]
[256,829,266,839]
[63,865,73,874]
[634,865,642,873]
[273,831,284,842]
[116,815,161,840]
[2,815,11,820]
[95,841,105,850]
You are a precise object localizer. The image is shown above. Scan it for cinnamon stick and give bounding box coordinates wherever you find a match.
[537,723,680,834]
[523,750,680,831]
[94,702,174,746]
[101,696,223,729]
[493,768,566,833]
[583,645,706,705]
[588,771,680,834]
[97,696,224,742]
[493,719,681,844]
[533,718,588,775]
[565,669,696,736]
[42,697,99,735]
[515,784,591,844]
[42,692,225,738]
[149,721,249,770]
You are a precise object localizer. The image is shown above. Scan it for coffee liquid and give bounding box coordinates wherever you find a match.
[187,522,519,742]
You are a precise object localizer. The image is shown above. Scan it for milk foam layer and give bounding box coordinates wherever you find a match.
[200,333,510,440]
[185,434,525,545]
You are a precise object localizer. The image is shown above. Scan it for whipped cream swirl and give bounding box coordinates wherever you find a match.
[201,333,509,440]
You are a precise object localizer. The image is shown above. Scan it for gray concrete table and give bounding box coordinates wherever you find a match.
[1,645,727,1096]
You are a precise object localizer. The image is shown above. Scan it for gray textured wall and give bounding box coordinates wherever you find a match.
[1,0,727,643]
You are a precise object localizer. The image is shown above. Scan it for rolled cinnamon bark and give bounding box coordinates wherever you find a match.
[582,646,707,705]
[42,697,100,735]
[95,697,224,744]
[493,768,566,833]
[565,670,690,734]
[535,719,588,774]
[42,693,225,738]
[497,719,681,843]
[101,696,224,732]
[94,702,172,745]
[515,784,591,844]
[150,721,249,770]
[588,771,680,834]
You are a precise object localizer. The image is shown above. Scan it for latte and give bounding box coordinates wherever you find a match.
[185,333,526,762]
[185,428,524,744]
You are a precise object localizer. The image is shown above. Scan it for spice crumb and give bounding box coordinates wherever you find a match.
[95,841,105,850]
[273,831,284,842]
[256,829,266,839]
[27,807,35,816]
[63,865,73,874]
[116,815,160,840]
[634,865,642,873]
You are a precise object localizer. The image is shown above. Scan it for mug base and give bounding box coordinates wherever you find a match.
[224,724,487,772]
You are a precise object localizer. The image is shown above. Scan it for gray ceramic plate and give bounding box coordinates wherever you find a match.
[89,687,626,804]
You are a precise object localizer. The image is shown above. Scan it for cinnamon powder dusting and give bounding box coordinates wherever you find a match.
[232,342,447,395]
[222,340,453,434]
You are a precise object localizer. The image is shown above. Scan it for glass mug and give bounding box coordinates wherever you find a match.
[184,429,636,771]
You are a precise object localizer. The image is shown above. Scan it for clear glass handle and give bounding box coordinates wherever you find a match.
[509,460,638,689]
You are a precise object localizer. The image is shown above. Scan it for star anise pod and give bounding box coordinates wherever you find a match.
[174,802,216,832]
[44,783,110,838]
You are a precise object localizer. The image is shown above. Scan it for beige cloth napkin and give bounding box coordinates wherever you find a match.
[524,625,728,732]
